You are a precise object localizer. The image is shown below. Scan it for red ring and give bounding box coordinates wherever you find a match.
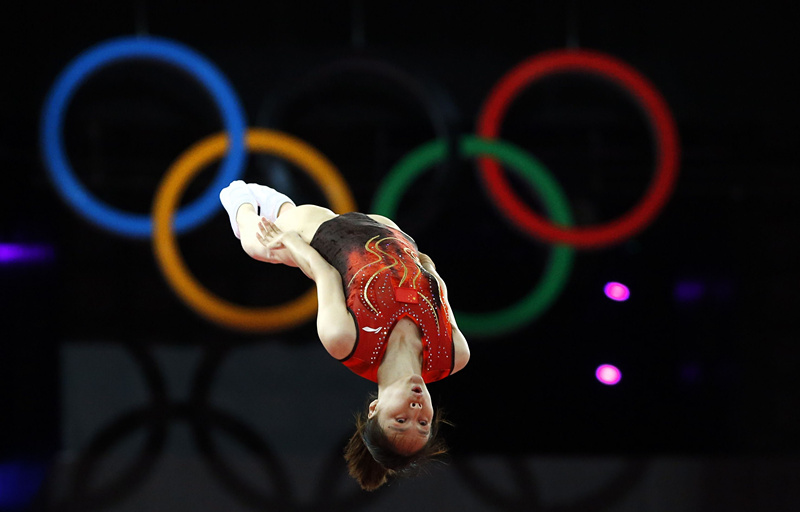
[476,49,680,248]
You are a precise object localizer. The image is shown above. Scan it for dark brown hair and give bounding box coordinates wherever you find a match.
[343,399,450,491]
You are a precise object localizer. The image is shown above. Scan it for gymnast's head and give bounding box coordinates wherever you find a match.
[343,376,449,490]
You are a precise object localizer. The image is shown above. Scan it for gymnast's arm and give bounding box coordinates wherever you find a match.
[418,252,470,374]
[256,218,356,359]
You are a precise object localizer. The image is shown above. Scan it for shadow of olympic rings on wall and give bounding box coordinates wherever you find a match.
[35,344,380,512]
[33,341,649,512]
[453,456,649,512]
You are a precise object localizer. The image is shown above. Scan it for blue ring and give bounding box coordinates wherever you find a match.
[40,36,247,237]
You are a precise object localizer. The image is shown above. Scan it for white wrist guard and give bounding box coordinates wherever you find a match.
[219,180,258,239]
[246,183,295,222]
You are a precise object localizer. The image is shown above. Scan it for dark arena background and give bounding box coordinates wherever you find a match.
[2,1,799,511]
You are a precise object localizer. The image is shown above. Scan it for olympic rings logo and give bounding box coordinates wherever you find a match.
[40,35,680,336]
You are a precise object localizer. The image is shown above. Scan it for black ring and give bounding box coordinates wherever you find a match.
[255,55,460,233]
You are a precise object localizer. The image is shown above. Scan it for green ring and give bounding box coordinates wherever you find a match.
[372,135,575,337]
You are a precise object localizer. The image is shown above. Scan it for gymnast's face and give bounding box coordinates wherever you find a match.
[368,374,434,455]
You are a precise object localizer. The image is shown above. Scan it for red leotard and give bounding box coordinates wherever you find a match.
[309,213,454,383]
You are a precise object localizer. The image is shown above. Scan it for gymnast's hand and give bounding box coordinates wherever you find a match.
[256,218,287,249]
[257,217,305,252]
[256,218,328,280]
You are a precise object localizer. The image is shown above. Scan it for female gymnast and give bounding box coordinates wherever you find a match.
[220,180,470,491]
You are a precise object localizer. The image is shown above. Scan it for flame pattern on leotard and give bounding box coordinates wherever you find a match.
[309,212,453,383]
[346,236,440,336]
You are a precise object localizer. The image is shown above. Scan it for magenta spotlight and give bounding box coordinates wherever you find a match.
[604,281,630,301]
[596,364,622,385]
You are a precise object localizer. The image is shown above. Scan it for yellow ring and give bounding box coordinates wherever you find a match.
[153,128,357,332]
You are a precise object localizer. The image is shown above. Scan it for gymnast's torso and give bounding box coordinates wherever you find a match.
[309,212,454,383]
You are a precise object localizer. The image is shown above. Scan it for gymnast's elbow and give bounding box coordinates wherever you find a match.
[452,329,470,373]
[319,324,356,360]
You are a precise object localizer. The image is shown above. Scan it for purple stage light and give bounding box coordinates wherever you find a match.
[679,361,702,384]
[0,244,54,265]
[674,280,705,303]
[604,281,630,301]
[0,462,47,509]
[596,364,622,385]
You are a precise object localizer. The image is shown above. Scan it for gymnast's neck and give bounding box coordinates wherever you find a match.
[376,318,424,387]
